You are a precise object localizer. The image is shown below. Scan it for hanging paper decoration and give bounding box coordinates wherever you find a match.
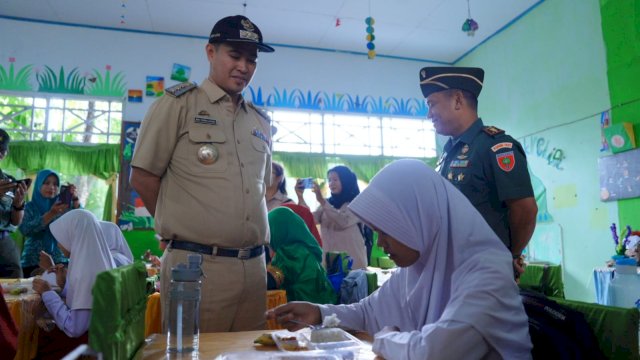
[461,0,479,36]
[365,16,375,59]
[120,0,126,25]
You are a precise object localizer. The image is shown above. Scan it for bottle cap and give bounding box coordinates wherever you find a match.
[615,258,637,266]
[171,254,203,282]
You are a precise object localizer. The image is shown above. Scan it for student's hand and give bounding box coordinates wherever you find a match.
[32,278,52,295]
[312,182,325,205]
[69,184,81,208]
[265,302,321,331]
[39,251,55,270]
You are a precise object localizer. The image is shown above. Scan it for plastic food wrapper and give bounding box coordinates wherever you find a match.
[215,350,349,359]
[272,329,361,358]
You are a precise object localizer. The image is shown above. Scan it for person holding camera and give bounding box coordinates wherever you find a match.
[0,129,28,278]
[296,165,367,270]
[19,169,80,277]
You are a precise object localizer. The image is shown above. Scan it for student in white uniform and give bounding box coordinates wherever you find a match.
[267,159,532,360]
[100,221,134,267]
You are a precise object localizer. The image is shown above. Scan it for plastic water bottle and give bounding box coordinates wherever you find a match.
[608,258,640,308]
[166,254,203,354]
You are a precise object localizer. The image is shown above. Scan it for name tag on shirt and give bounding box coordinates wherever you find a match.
[252,128,269,144]
[195,117,217,125]
[450,160,469,168]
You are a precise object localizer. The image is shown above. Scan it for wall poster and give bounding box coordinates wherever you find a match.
[117,121,154,229]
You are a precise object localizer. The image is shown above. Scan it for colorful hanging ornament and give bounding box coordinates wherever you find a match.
[120,0,127,25]
[461,0,479,36]
[365,16,375,59]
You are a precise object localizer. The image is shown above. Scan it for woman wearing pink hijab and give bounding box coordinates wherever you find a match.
[267,159,532,359]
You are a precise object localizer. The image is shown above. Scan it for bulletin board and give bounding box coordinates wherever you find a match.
[598,147,640,201]
[116,121,154,230]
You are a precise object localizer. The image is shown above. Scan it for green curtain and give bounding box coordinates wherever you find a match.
[3,141,120,221]
[273,152,436,183]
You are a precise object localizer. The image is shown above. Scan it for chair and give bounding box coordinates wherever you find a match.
[89,262,148,360]
[553,297,640,360]
[519,262,565,298]
[266,290,287,330]
[144,292,162,337]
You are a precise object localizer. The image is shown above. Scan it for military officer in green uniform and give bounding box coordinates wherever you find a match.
[419,67,538,276]
[131,15,274,331]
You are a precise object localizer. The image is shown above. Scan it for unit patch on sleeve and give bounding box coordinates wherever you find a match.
[496,151,515,172]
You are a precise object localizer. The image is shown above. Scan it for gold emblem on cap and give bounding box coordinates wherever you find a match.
[241,19,255,31]
[197,144,218,165]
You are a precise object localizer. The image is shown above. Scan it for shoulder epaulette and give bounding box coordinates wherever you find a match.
[248,103,271,123]
[165,82,197,98]
[483,126,505,137]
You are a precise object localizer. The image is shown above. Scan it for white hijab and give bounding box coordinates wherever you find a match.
[348,159,531,358]
[50,209,116,310]
[99,221,134,267]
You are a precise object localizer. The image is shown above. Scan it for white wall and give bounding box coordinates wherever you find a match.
[0,18,434,121]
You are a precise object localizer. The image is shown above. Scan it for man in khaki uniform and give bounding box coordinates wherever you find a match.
[130,15,274,332]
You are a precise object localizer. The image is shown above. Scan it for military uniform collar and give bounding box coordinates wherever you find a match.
[444,118,483,152]
[201,78,247,111]
[456,118,484,145]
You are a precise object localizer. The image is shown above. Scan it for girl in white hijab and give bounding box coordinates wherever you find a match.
[32,209,116,339]
[100,221,134,267]
[267,159,532,359]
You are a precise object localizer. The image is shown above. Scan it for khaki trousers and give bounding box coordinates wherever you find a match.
[160,248,267,332]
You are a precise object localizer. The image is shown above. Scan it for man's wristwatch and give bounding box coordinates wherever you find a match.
[12,203,25,211]
[512,254,522,259]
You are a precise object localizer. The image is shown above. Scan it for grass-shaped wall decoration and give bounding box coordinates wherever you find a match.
[85,66,126,97]
[37,66,86,94]
[0,59,33,91]
[321,93,347,112]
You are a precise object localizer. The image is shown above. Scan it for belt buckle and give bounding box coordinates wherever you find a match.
[238,248,251,260]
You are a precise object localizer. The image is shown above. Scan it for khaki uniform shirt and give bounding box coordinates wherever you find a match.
[132,79,272,248]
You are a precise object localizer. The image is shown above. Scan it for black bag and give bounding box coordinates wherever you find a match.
[520,289,605,360]
[358,223,374,265]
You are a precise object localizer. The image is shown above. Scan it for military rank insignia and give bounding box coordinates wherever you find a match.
[165,82,197,97]
[483,126,505,137]
[496,151,515,172]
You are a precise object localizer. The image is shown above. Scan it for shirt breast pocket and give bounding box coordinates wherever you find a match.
[250,134,271,155]
[183,125,228,174]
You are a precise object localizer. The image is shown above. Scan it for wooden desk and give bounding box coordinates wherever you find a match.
[2,279,42,360]
[142,330,378,359]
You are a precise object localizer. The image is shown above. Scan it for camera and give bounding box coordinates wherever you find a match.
[58,185,73,206]
[300,177,314,189]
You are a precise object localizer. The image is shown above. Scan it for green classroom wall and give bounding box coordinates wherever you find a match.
[457,0,617,301]
[600,0,640,230]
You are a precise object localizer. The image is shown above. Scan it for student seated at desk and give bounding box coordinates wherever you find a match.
[32,209,116,359]
[267,160,532,360]
[99,220,134,267]
[267,207,336,304]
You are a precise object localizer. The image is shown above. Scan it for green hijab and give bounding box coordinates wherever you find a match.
[268,207,336,304]
[269,207,323,263]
